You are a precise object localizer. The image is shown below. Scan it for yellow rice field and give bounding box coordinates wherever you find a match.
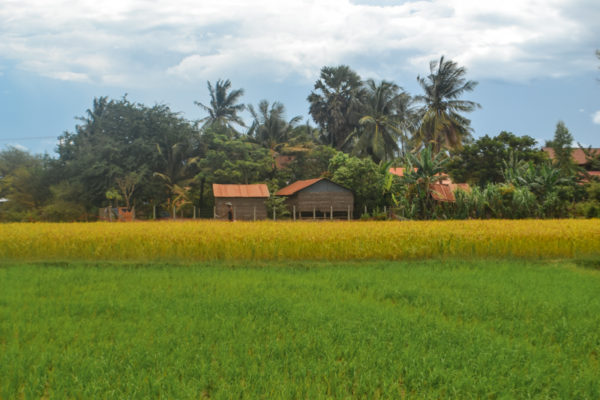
[0,219,598,262]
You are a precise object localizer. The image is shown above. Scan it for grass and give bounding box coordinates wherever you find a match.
[1,259,599,398]
[1,219,599,261]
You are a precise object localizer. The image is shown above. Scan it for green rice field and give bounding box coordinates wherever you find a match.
[1,259,599,399]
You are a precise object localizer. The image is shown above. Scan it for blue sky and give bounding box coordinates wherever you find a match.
[0,0,599,156]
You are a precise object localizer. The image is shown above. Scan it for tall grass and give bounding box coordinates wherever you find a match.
[1,260,599,398]
[0,219,598,261]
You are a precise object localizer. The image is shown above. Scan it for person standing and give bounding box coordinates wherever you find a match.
[226,202,234,222]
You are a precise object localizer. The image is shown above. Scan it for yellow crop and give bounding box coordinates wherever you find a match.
[0,219,598,262]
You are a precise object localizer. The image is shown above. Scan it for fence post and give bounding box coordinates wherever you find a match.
[313,207,316,220]
[213,206,216,219]
[173,206,176,220]
[193,206,197,219]
[234,206,237,221]
[384,206,387,218]
[293,205,296,221]
[330,205,333,220]
[364,205,367,217]
[153,204,156,220]
[348,205,350,221]
[253,207,256,221]
[273,207,276,221]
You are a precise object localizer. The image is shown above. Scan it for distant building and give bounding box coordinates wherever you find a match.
[276,178,354,219]
[389,168,470,202]
[542,147,600,169]
[212,184,270,220]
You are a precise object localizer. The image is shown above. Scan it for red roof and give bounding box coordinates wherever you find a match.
[430,183,471,202]
[212,184,269,198]
[275,178,324,196]
[389,167,416,177]
[390,168,452,184]
[543,147,600,165]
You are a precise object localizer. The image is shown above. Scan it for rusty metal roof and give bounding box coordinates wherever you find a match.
[212,184,270,198]
[275,178,325,196]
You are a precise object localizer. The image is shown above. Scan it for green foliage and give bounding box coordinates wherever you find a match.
[395,146,449,219]
[447,131,547,186]
[0,147,55,221]
[307,65,364,150]
[247,100,302,150]
[265,195,290,219]
[284,145,337,182]
[2,261,600,398]
[350,79,414,163]
[547,121,577,176]
[414,56,481,153]
[328,152,387,213]
[195,79,246,132]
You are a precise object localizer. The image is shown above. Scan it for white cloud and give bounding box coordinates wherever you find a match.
[10,143,29,152]
[593,110,600,125]
[0,0,598,86]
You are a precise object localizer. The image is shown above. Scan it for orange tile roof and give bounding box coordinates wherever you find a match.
[275,178,324,196]
[212,184,270,198]
[543,147,600,165]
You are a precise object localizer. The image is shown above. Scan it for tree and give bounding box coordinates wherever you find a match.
[248,100,302,150]
[414,56,481,153]
[328,152,386,214]
[307,65,364,150]
[195,79,246,132]
[0,147,54,221]
[57,97,199,213]
[350,79,414,163]
[546,121,576,176]
[447,131,547,186]
[398,146,449,219]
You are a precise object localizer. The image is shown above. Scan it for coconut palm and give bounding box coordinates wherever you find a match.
[195,79,246,132]
[414,56,480,153]
[247,100,302,150]
[349,79,415,163]
[307,65,364,150]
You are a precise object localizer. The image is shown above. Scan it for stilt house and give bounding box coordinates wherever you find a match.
[275,178,354,219]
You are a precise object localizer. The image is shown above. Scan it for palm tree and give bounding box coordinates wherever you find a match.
[349,79,415,163]
[414,56,481,153]
[195,79,246,132]
[247,100,302,150]
[307,65,364,150]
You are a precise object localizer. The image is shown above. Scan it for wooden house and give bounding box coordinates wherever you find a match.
[213,184,270,220]
[275,178,354,219]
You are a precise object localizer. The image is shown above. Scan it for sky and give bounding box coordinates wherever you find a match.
[0,0,599,156]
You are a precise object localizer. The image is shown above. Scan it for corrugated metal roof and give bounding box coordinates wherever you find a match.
[213,184,270,198]
[275,178,325,196]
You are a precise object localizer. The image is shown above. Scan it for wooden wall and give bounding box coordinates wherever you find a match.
[215,198,268,220]
[284,181,354,217]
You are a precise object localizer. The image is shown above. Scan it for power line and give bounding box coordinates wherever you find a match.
[0,136,57,141]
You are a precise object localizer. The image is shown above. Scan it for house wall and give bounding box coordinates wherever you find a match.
[215,198,268,220]
[285,181,354,214]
